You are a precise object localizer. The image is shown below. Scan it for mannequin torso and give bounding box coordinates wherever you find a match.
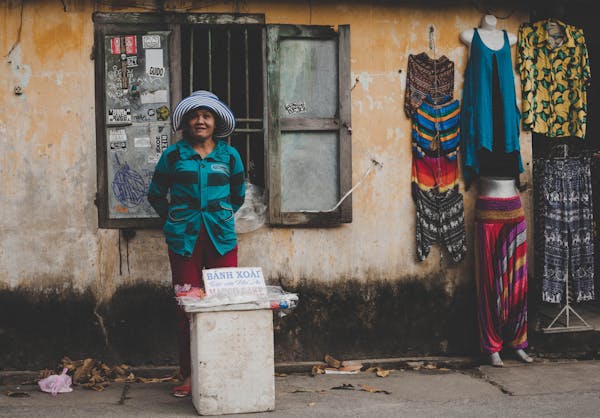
[460,14,517,50]
[478,176,518,198]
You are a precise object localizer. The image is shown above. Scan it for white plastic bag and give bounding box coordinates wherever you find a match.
[38,367,73,396]
[235,180,267,233]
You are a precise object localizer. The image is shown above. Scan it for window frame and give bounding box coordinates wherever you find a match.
[93,13,351,229]
[265,24,352,227]
[93,12,264,229]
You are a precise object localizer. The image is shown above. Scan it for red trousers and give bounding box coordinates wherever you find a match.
[168,227,238,379]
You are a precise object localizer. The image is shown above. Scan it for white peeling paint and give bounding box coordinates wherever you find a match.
[354,99,364,114]
[354,71,374,91]
[8,45,32,89]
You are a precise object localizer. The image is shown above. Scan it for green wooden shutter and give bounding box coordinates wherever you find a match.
[266,24,352,226]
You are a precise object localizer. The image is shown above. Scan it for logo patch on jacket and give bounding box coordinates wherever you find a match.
[211,163,229,174]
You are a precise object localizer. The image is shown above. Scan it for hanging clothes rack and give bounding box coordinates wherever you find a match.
[542,272,594,333]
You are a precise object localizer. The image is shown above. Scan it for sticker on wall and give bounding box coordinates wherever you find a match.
[110,37,121,54]
[285,102,306,114]
[134,137,151,148]
[140,89,168,104]
[142,35,161,49]
[145,49,164,77]
[109,128,127,151]
[156,105,169,121]
[155,134,168,154]
[125,35,137,55]
[109,128,127,142]
[113,204,129,214]
[149,126,169,163]
[110,141,127,151]
[126,56,138,67]
[107,108,132,124]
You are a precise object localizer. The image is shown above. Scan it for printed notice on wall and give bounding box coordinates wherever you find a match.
[203,267,267,297]
[145,49,165,78]
[142,35,161,49]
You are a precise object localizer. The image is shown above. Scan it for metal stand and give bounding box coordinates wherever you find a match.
[543,272,594,333]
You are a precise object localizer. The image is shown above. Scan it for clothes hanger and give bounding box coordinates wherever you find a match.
[550,143,570,160]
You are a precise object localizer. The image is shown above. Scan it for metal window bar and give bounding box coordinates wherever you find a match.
[227,28,231,146]
[245,28,251,164]
[208,28,212,90]
[189,25,263,180]
[189,29,194,93]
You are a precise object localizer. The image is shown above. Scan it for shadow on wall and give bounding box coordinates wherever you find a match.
[0,277,478,370]
[0,283,177,371]
[273,276,480,362]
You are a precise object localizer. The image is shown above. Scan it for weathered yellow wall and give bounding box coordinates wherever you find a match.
[0,1,531,302]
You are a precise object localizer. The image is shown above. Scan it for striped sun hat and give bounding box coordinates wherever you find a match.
[172,90,235,138]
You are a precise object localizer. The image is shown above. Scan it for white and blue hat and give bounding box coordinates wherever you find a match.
[172,90,236,138]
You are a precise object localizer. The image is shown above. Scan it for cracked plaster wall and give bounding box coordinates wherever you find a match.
[0,1,532,367]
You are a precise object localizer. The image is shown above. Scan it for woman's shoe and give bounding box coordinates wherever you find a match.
[172,384,191,398]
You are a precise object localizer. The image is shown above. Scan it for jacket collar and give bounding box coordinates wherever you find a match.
[533,19,576,49]
[176,139,229,162]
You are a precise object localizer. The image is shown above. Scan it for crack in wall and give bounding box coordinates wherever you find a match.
[94,306,110,348]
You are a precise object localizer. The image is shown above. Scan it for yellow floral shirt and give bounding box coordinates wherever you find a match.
[517,19,591,139]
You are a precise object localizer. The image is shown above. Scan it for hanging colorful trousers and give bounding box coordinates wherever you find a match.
[475,196,528,354]
[540,157,595,303]
[414,188,466,262]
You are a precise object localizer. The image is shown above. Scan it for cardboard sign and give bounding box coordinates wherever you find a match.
[203,267,267,297]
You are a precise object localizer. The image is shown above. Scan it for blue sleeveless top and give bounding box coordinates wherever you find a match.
[460,28,523,183]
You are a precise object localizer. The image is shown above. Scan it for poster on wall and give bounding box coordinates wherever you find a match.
[104,32,171,220]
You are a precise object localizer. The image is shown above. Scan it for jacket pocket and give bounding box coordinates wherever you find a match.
[219,201,234,222]
[168,206,188,222]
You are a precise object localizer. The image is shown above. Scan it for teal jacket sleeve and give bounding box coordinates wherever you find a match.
[147,151,171,219]
[229,147,246,213]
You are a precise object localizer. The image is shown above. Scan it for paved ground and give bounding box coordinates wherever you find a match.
[1,357,600,417]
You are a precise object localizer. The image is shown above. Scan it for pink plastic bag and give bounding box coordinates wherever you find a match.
[38,368,73,395]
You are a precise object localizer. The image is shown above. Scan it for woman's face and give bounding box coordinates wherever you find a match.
[184,108,216,142]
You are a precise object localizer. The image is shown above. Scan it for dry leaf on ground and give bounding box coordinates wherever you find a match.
[359,384,391,394]
[375,369,391,377]
[331,383,355,390]
[324,354,342,369]
[6,391,30,398]
[311,365,326,376]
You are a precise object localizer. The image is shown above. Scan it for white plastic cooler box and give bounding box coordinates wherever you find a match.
[184,300,275,416]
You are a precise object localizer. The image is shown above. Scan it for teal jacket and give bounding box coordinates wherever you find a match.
[147,139,245,256]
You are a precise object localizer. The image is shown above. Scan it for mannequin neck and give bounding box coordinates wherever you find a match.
[480,15,497,31]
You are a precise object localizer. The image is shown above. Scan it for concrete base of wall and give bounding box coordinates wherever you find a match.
[1,279,599,372]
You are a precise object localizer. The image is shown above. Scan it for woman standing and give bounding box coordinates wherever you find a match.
[147,90,245,397]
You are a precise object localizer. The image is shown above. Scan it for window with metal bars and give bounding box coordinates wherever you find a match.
[94,13,351,229]
[181,25,264,187]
